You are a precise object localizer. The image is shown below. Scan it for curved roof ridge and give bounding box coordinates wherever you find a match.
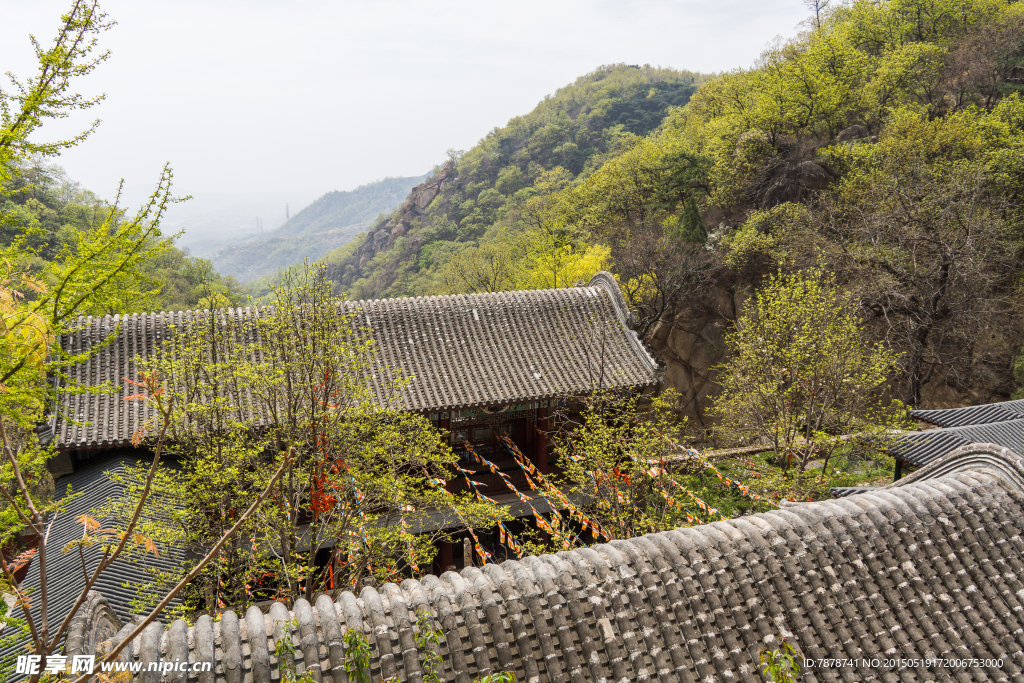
[911,398,1024,428]
[881,441,1024,495]
[587,271,660,377]
[67,275,638,324]
[833,440,1024,498]
[887,416,1024,467]
[62,459,1024,682]
[343,278,616,310]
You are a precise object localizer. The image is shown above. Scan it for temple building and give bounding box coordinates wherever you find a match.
[14,273,659,620]
[41,272,658,468]
[10,275,1024,680]
[880,399,1024,479]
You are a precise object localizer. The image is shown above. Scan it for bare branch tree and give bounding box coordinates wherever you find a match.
[810,156,1019,406]
[611,218,720,342]
[1,372,289,683]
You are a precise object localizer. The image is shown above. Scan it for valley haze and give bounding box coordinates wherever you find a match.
[0,0,807,254]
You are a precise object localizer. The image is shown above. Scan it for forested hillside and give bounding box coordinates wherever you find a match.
[278,175,428,238]
[312,65,710,298]
[13,1,1024,421]
[1,159,246,312]
[650,0,1024,413]
[316,3,1024,421]
[213,175,426,282]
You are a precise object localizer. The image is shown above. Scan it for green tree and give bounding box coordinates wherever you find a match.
[123,265,506,609]
[538,137,719,342]
[518,233,610,290]
[660,3,1024,406]
[440,236,520,294]
[1012,347,1024,400]
[1,158,110,260]
[713,268,908,474]
[759,639,801,683]
[553,390,710,539]
[0,5,271,680]
[139,247,248,311]
[0,1,112,180]
[810,104,1022,406]
[98,301,274,611]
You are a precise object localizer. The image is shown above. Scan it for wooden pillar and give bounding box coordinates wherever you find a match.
[536,407,549,474]
[435,414,456,575]
[438,414,453,492]
[894,459,903,481]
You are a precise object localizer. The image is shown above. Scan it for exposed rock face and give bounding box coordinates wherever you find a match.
[349,161,458,276]
[835,124,868,141]
[646,275,1001,431]
[644,284,750,430]
[754,158,834,207]
[413,185,439,211]
[796,160,832,189]
[401,159,455,216]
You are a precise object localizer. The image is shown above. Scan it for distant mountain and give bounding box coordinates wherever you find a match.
[101,186,299,260]
[210,175,427,282]
[314,64,712,299]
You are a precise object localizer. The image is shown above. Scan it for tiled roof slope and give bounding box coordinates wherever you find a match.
[889,417,1024,467]
[911,399,1024,428]
[68,444,1024,682]
[52,273,658,452]
[828,485,880,498]
[1,454,183,671]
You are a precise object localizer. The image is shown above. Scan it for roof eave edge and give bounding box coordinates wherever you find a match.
[882,442,1024,496]
[414,381,662,414]
[587,271,660,379]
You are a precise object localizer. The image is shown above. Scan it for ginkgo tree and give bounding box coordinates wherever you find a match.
[0,3,291,681]
[110,265,507,609]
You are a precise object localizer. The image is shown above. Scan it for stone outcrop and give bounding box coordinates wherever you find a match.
[401,160,455,217]
[349,161,458,274]
[835,124,868,141]
[754,158,834,207]
[645,284,749,429]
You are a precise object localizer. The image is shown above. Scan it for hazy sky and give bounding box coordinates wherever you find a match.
[3,0,808,216]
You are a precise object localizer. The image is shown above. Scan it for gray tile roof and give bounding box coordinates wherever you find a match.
[1,454,183,671]
[889,417,1024,467]
[828,485,880,498]
[51,273,658,452]
[67,443,1024,682]
[911,399,1024,428]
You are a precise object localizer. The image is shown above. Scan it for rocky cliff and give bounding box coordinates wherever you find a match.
[348,161,457,274]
